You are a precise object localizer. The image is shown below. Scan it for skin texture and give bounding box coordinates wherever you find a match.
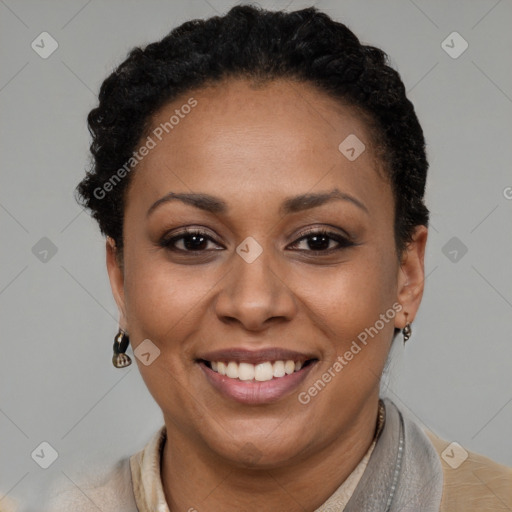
[106,78,428,512]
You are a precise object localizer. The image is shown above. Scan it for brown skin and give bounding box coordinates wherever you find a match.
[106,78,428,511]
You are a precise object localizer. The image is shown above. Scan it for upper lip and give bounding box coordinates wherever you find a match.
[197,348,318,365]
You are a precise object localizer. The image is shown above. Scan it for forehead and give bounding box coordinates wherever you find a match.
[126,78,391,217]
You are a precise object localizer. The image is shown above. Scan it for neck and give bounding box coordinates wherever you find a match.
[161,397,380,512]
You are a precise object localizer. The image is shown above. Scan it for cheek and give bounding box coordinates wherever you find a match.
[122,254,214,420]
[331,248,399,386]
[303,247,397,337]
[124,256,211,344]
[300,248,399,402]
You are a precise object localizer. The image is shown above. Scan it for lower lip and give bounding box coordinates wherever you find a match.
[199,362,317,404]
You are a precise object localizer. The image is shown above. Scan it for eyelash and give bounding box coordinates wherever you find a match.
[159,227,355,255]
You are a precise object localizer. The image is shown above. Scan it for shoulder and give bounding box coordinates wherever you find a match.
[424,429,512,511]
[0,495,20,512]
[43,457,138,512]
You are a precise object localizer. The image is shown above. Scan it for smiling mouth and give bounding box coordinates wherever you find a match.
[198,358,318,382]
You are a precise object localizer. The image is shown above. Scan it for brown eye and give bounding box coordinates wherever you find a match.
[159,229,222,252]
[289,229,354,253]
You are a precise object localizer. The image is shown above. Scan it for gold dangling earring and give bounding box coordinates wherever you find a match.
[402,312,412,344]
[112,329,132,368]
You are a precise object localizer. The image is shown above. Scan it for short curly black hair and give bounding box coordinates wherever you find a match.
[77,4,429,258]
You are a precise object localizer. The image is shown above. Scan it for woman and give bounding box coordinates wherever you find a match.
[46,4,512,511]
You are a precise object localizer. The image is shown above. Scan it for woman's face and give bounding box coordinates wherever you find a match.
[107,78,427,467]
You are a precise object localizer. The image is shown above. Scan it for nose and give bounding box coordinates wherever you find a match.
[213,245,298,332]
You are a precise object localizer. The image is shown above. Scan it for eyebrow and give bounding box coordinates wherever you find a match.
[146,188,369,217]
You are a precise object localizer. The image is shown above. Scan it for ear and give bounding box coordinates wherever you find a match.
[106,237,128,330]
[395,225,428,329]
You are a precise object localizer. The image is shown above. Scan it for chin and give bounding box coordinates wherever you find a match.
[199,416,315,469]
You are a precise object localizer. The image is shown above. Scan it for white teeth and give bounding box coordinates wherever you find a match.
[238,362,255,381]
[226,361,238,379]
[254,362,273,381]
[284,360,295,375]
[273,360,285,378]
[207,359,309,381]
[217,361,226,376]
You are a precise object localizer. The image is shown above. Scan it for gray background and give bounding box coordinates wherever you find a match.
[1,0,511,510]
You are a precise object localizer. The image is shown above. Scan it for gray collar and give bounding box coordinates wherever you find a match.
[341,397,443,512]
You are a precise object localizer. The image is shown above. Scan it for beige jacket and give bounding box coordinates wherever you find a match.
[425,430,512,511]
[25,425,512,511]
